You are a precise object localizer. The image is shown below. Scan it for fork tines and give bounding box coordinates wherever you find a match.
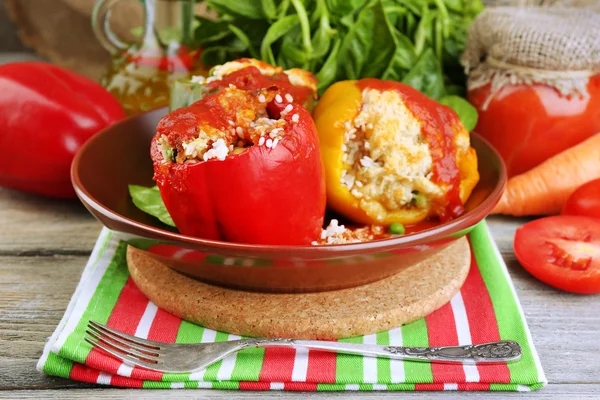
[85,320,164,370]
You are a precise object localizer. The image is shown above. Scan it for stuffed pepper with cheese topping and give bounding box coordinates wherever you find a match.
[173,58,318,111]
[151,85,326,245]
[313,78,479,226]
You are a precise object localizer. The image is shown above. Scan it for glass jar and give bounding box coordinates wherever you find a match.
[468,75,600,178]
[92,0,208,116]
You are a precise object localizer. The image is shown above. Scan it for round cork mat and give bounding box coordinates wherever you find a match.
[127,237,471,339]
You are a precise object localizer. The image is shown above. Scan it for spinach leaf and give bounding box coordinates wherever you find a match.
[280,31,310,67]
[413,6,435,57]
[439,94,478,131]
[381,30,417,81]
[338,0,396,79]
[194,17,232,45]
[129,185,176,228]
[326,0,366,19]
[309,1,335,67]
[402,48,445,99]
[443,0,463,13]
[201,37,248,66]
[207,0,265,19]
[170,80,216,111]
[261,0,278,21]
[316,38,341,93]
[260,15,300,65]
[228,24,259,58]
[290,0,313,53]
[195,0,485,108]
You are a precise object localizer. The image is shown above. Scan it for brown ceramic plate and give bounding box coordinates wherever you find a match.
[72,108,506,293]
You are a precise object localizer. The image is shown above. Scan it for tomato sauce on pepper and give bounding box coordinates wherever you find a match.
[204,66,316,108]
[357,79,463,222]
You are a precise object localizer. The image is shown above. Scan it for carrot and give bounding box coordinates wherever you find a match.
[492,133,600,216]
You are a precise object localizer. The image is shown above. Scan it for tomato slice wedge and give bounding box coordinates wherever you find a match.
[514,216,600,294]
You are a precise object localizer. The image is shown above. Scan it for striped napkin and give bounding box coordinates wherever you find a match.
[37,221,546,391]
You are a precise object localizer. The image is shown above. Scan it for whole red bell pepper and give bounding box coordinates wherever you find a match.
[151,86,326,245]
[0,62,125,198]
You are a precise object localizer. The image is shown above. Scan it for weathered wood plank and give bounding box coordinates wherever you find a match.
[0,188,101,254]
[2,248,600,390]
[1,384,600,398]
[1,186,599,394]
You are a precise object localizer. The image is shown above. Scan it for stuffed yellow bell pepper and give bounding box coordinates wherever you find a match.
[313,78,479,226]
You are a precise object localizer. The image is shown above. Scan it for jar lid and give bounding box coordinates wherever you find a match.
[462,6,600,107]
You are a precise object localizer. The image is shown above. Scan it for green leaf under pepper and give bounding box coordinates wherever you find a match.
[128,185,176,228]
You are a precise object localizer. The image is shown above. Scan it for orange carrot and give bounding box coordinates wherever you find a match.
[492,133,600,216]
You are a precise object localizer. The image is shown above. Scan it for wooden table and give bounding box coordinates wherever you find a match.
[0,55,599,399]
[1,187,599,399]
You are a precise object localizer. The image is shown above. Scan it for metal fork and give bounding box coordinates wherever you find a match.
[85,320,521,373]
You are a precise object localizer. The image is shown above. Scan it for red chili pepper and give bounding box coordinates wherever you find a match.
[0,62,125,198]
[151,86,326,245]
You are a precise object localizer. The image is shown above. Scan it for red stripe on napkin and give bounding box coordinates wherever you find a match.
[259,348,296,382]
[461,249,510,383]
[425,302,466,383]
[306,351,337,383]
[84,278,149,377]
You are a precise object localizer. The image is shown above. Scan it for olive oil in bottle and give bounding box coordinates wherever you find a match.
[93,0,208,115]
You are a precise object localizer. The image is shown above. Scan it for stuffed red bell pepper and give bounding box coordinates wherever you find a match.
[171,58,318,111]
[151,85,326,245]
[0,62,125,198]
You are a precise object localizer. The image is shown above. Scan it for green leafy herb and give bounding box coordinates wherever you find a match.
[128,185,176,227]
[401,48,445,100]
[197,0,484,98]
[439,94,479,131]
[169,80,216,111]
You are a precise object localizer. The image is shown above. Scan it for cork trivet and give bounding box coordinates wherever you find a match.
[127,237,471,339]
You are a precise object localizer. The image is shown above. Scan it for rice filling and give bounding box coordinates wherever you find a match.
[341,88,445,220]
[158,88,293,164]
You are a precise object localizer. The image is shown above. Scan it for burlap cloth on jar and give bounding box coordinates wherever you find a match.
[461,6,600,109]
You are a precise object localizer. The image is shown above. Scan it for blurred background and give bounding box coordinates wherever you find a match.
[1,0,595,81]
[0,0,26,52]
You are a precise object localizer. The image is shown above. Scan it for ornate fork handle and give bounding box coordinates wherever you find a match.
[238,339,521,364]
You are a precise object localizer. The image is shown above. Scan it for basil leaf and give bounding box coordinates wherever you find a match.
[260,15,300,65]
[129,185,176,228]
[439,95,478,132]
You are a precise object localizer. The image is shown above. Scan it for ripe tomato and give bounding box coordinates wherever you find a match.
[468,74,600,177]
[514,216,600,294]
[562,179,600,219]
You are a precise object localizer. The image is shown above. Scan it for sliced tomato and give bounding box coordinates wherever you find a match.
[514,216,600,294]
[562,178,600,219]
